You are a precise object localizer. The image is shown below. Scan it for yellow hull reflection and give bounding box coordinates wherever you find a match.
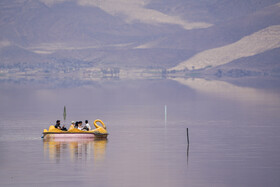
[43,138,107,162]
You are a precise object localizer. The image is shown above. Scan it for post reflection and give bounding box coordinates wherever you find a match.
[43,138,108,162]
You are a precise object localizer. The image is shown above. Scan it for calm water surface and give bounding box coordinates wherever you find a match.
[0,78,280,187]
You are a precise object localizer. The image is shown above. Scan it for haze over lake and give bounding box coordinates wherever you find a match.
[1,0,280,186]
[0,77,280,187]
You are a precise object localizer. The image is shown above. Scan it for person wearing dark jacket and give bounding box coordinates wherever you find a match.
[55,120,67,131]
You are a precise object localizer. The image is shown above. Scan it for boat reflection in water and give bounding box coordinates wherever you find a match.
[43,138,108,162]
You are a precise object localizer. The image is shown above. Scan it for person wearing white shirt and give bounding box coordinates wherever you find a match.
[78,121,83,130]
[84,120,91,131]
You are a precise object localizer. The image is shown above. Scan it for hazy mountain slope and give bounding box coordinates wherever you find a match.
[146,3,280,51]
[0,1,134,46]
[1,0,280,71]
[0,45,44,65]
[169,25,280,71]
[227,47,280,70]
[206,47,280,75]
[74,0,213,30]
[148,0,280,24]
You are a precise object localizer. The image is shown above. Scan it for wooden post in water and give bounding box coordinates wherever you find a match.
[186,128,190,165]
[186,128,189,145]
[186,143,189,165]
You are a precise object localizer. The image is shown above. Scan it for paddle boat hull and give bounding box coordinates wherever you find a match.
[43,132,108,139]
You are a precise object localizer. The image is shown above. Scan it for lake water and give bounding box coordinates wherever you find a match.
[0,78,280,187]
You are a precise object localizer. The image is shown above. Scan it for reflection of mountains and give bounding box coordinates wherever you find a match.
[171,77,280,105]
[43,138,107,162]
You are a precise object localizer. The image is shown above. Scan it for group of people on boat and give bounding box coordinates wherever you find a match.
[55,120,91,131]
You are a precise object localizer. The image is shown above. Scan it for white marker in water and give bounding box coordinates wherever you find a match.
[165,105,167,123]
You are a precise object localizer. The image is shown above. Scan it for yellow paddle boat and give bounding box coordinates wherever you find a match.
[42,119,108,139]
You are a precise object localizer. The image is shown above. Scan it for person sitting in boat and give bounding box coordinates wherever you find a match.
[74,121,79,128]
[55,120,67,131]
[68,121,75,130]
[78,121,83,130]
[82,120,91,131]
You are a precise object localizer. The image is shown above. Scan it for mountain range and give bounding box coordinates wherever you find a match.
[0,0,280,75]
